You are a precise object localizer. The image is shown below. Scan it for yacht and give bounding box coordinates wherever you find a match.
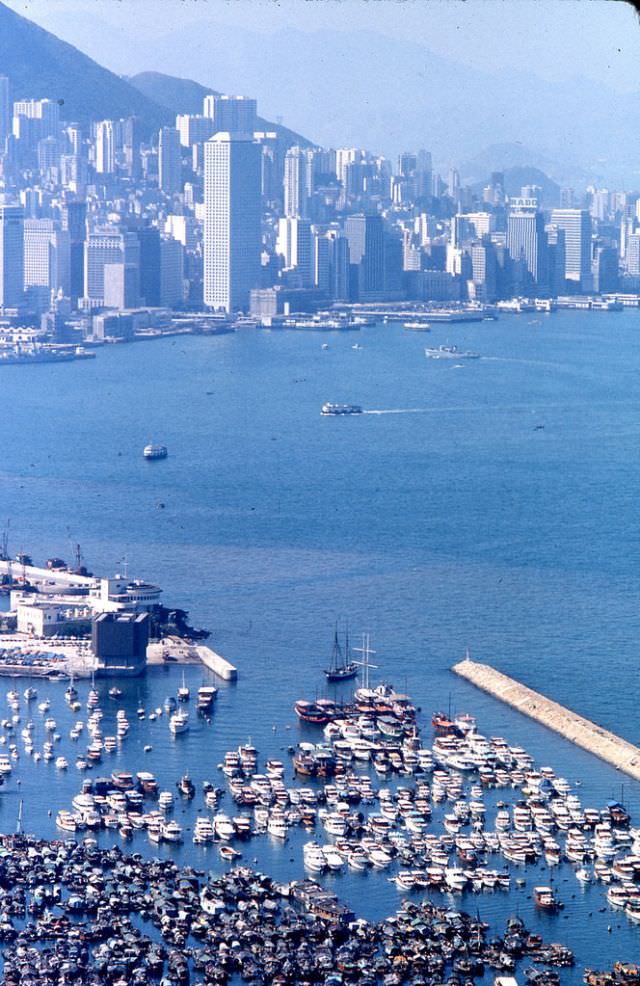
[23,687,37,702]
[178,672,190,702]
[321,402,363,416]
[144,444,168,460]
[169,710,189,735]
[193,816,214,844]
[161,820,183,843]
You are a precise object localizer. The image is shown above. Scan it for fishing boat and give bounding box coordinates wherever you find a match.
[324,626,359,682]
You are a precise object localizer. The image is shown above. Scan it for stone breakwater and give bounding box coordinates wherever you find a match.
[452,658,640,782]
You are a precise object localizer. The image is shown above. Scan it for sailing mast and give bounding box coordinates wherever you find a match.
[353,633,377,689]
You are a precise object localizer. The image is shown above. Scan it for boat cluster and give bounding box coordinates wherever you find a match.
[0,833,573,984]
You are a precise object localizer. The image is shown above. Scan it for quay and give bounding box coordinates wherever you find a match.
[147,636,238,681]
[453,657,640,781]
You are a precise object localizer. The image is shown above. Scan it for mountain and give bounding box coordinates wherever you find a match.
[0,0,170,133]
[132,21,640,185]
[127,71,312,148]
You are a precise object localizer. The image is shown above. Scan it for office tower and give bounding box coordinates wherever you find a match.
[138,227,161,306]
[0,200,24,308]
[625,233,640,276]
[13,98,60,139]
[37,135,60,175]
[203,132,262,312]
[104,263,139,309]
[165,215,198,250]
[122,116,142,178]
[0,76,9,148]
[507,197,548,292]
[344,214,384,300]
[276,217,313,285]
[158,127,182,196]
[95,120,115,174]
[283,146,311,218]
[203,95,257,134]
[592,243,619,294]
[160,238,184,307]
[546,225,566,297]
[23,219,71,310]
[176,114,215,147]
[447,168,460,200]
[549,208,592,290]
[470,240,497,300]
[560,188,575,209]
[84,230,139,307]
[61,200,86,305]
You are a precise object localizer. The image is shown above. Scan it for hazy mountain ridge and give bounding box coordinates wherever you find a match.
[127,71,312,148]
[0,0,171,133]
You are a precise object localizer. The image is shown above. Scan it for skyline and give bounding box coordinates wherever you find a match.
[3,0,640,179]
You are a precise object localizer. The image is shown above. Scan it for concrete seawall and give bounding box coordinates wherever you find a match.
[452,658,640,782]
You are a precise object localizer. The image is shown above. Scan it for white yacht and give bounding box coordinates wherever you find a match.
[169,710,189,735]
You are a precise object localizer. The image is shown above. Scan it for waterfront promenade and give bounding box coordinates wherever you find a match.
[453,658,640,781]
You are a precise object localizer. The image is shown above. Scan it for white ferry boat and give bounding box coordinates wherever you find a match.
[425,345,481,360]
[321,403,363,416]
[143,444,168,460]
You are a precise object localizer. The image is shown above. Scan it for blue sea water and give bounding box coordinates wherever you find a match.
[1,309,640,976]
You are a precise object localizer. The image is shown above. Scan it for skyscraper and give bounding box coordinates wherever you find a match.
[203,132,262,312]
[283,146,310,218]
[0,199,24,309]
[158,127,182,196]
[549,208,592,291]
[61,199,87,305]
[344,213,384,300]
[203,95,257,134]
[507,197,548,293]
[23,218,71,311]
[95,120,115,174]
[276,217,313,285]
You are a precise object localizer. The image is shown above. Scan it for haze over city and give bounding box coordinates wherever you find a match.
[1,2,640,984]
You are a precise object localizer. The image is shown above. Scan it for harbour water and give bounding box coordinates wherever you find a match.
[1,309,640,977]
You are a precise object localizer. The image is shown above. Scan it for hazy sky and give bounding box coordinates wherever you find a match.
[4,0,640,94]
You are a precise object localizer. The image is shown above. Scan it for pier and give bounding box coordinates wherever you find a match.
[147,636,238,681]
[453,657,640,782]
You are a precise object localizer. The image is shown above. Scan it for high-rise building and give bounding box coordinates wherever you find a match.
[549,208,592,291]
[204,95,257,134]
[203,132,262,312]
[61,200,87,305]
[283,146,310,218]
[103,263,139,310]
[0,199,24,309]
[176,114,215,148]
[0,76,10,149]
[122,116,142,178]
[23,219,71,311]
[158,127,182,196]
[13,98,59,139]
[344,213,384,300]
[507,197,548,292]
[160,237,185,307]
[276,217,313,284]
[95,120,115,174]
[84,230,140,307]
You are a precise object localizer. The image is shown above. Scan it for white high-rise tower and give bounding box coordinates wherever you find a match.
[204,132,261,313]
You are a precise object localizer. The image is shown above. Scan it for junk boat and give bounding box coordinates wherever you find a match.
[425,345,480,359]
[324,626,359,682]
[143,444,168,460]
[321,403,363,416]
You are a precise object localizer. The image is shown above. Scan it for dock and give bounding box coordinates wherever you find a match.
[147,637,238,682]
[452,657,640,782]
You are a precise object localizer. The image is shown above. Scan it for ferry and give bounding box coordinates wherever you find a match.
[403,321,431,331]
[425,346,480,360]
[321,403,363,416]
[143,444,168,460]
[534,886,560,911]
